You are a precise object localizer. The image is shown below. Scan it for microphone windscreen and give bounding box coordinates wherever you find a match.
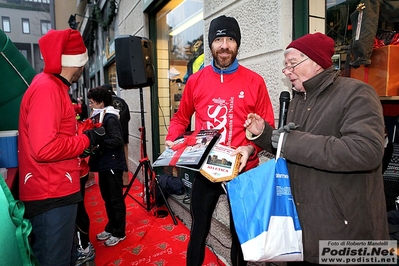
[280,91,290,101]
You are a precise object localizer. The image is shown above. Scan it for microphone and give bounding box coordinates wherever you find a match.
[278,91,290,128]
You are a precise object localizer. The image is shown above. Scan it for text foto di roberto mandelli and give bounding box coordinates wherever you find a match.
[319,240,397,264]
[326,240,392,246]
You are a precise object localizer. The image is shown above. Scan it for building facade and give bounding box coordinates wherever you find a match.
[1,0,51,73]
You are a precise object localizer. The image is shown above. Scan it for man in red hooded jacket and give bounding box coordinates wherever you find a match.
[18,29,104,266]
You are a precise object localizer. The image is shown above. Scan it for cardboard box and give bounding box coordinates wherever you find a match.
[0,130,18,168]
[350,45,399,96]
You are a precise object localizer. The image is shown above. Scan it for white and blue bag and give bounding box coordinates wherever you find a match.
[226,133,303,261]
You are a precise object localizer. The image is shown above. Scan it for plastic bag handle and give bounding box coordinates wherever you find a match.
[276,132,285,159]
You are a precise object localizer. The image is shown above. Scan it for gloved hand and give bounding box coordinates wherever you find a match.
[271,122,298,149]
[83,127,106,147]
[79,149,91,158]
[79,144,100,158]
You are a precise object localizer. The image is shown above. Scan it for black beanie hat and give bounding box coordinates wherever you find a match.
[208,15,241,48]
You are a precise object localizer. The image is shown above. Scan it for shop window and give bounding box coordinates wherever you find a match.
[326,0,399,77]
[156,0,204,126]
[107,64,117,89]
[154,0,204,193]
[326,0,355,72]
[327,0,399,106]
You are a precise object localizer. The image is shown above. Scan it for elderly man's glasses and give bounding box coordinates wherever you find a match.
[282,57,309,73]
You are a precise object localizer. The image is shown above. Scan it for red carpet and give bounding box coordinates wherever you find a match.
[85,176,226,266]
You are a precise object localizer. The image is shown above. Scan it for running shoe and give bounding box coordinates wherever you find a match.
[96,231,111,241]
[104,236,126,247]
[76,242,95,266]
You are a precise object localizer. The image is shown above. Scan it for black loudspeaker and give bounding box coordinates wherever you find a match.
[115,36,154,89]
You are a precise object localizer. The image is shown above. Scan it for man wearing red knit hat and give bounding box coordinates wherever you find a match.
[244,32,389,264]
[18,29,105,266]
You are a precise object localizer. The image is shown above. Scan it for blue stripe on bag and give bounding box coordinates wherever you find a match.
[275,157,302,231]
[226,133,303,261]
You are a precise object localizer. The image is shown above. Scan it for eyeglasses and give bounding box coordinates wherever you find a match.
[282,57,309,73]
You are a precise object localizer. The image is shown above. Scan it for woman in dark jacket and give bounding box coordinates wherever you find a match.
[87,86,128,247]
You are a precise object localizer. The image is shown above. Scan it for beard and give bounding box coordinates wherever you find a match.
[71,66,84,83]
[211,47,238,69]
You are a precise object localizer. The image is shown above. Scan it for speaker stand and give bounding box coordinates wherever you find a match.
[123,87,177,225]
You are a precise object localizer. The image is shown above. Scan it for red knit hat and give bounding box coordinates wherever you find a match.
[39,29,88,74]
[286,32,335,69]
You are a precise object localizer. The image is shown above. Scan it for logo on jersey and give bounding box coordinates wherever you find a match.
[206,97,234,146]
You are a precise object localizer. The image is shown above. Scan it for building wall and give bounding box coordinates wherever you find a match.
[116,0,153,180]
[0,8,49,43]
[1,3,50,73]
[53,0,87,30]
[203,0,294,121]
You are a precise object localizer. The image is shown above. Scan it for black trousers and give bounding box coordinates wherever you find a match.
[76,174,90,249]
[186,173,246,266]
[98,169,126,238]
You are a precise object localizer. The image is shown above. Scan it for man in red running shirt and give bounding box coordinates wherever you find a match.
[165,15,275,266]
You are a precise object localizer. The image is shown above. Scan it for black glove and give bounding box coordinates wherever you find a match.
[79,144,100,158]
[84,127,106,147]
[79,149,91,158]
[271,122,298,149]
